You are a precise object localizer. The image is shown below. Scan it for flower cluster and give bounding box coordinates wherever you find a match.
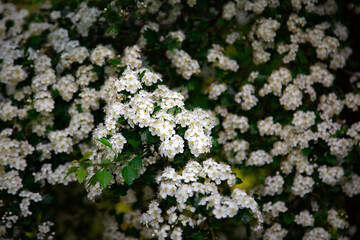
[295,210,315,227]
[166,49,201,80]
[142,159,263,239]
[207,82,227,100]
[234,84,258,110]
[0,0,359,239]
[207,44,239,72]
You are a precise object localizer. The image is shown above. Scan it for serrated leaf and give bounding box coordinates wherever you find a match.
[129,155,142,169]
[64,166,79,180]
[88,172,98,186]
[82,152,93,160]
[128,139,140,151]
[97,170,113,188]
[122,166,138,185]
[96,137,112,149]
[75,167,88,184]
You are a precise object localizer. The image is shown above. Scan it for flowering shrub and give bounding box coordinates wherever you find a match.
[1,0,360,239]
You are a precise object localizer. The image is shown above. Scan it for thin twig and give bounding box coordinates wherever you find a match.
[210,227,216,240]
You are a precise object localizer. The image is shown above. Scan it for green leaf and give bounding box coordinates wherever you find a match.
[64,166,79,180]
[115,154,123,162]
[153,105,162,114]
[51,89,59,99]
[129,155,142,169]
[76,104,83,113]
[143,29,157,45]
[281,213,294,224]
[208,219,223,229]
[167,106,182,115]
[166,38,181,51]
[177,127,187,136]
[236,177,243,184]
[82,152,93,160]
[92,65,102,74]
[297,50,308,64]
[301,148,312,156]
[122,166,139,185]
[29,35,42,45]
[128,139,140,151]
[97,170,113,188]
[88,173,98,186]
[173,154,184,164]
[96,137,112,149]
[27,109,40,120]
[220,94,232,107]
[108,58,122,66]
[84,161,93,167]
[217,17,226,26]
[75,167,88,184]
[190,232,205,240]
[186,80,196,91]
[249,122,258,134]
[143,171,156,184]
[344,150,358,163]
[106,24,119,35]
[145,129,159,144]
[117,117,126,123]
[138,70,146,80]
[325,152,337,164]
[101,159,111,167]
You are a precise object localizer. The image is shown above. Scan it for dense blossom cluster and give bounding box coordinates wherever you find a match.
[165,31,201,80]
[294,210,315,227]
[207,44,239,72]
[0,0,359,239]
[142,159,263,238]
[234,84,258,110]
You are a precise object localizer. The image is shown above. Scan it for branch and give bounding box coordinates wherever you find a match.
[210,227,216,240]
